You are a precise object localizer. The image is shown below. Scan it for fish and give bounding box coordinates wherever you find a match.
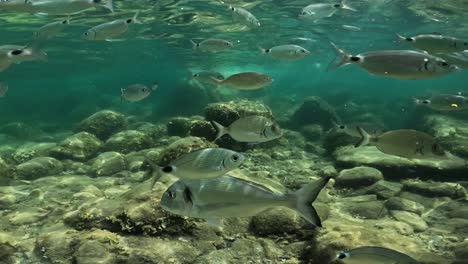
[342,25,361,31]
[149,148,245,189]
[414,94,468,111]
[0,82,8,98]
[0,45,47,72]
[229,6,261,28]
[439,51,468,69]
[30,0,113,15]
[211,115,282,143]
[33,18,71,41]
[298,0,356,21]
[121,82,157,102]
[259,45,310,60]
[328,42,459,80]
[211,72,272,90]
[160,175,331,227]
[355,127,446,159]
[82,12,141,41]
[190,38,234,52]
[335,246,420,264]
[190,71,225,87]
[397,33,468,54]
[331,121,385,138]
[0,0,35,12]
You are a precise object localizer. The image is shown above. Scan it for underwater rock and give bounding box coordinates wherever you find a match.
[402,179,466,199]
[453,240,468,264]
[166,116,196,137]
[154,136,216,166]
[12,143,57,164]
[0,232,23,263]
[16,157,63,180]
[76,110,127,140]
[50,132,103,161]
[0,157,14,185]
[188,119,217,141]
[335,166,384,188]
[343,200,387,219]
[425,115,468,159]
[104,130,153,154]
[385,197,424,215]
[300,124,324,141]
[365,180,402,199]
[134,122,167,143]
[288,96,340,129]
[0,122,41,139]
[390,210,428,232]
[322,128,356,153]
[91,152,127,177]
[204,100,273,126]
[34,228,80,263]
[250,208,309,236]
[334,146,468,180]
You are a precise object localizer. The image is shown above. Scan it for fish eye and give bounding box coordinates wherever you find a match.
[168,191,176,199]
[141,88,147,92]
[339,125,345,129]
[11,50,23,55]
[300,49,306,53]
[126,19,132,23]
[225,42,230,46]
[338,253,347,259]
[439,61,449,68]
[193,73,199,77]
[231,7,235,11]
[84,32,89,36]
[334,4,341,8]
[231,154,239,162]
[301,11,307,15]
[423,100,430,104]
[62,20,67,24]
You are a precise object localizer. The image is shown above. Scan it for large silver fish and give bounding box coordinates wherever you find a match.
[211,116,282,143]
[211,72,272,90]
[149,148,245,188]
[328,43,459,80]
[335,246,419,264]
[161,175,330,227]
[30,0,113,15]
[298,1,356,21]
[229,6,260,28]
[356,127,446,159]
[414,94,468,111]
[397,33,468,54]
[82,12,141,41]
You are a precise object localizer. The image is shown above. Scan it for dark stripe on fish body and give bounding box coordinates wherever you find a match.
[424,60,429,71]
[183,186,193,207]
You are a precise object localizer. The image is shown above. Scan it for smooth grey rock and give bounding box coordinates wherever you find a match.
[365,180,402,199]
[91,152,127,177]
[345,200,386,219]
[50,132,102,161]
[76,110,127,140]
[402,180,466,199]
[336,166,383,188]
[385,197,424,215]
[16,157,63,180]
[104,130,153,154]
[390,210,428,232]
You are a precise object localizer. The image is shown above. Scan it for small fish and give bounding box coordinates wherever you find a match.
[328,42,459,80]
[439,51,468,69]
[414,94,468,111]
[342,24,361,31]
[31,0,113,14]
[211,72,272,90]
[82,12,141,41]
[229,6,261,28]
[34,18,71,40]
[190,38,234,52]
[397,33,468,54]
[331,121,385,138]
[298,0,356,21]
[149,148,245,188]
[0,45,47,66]
[259,45,310,60]
[190,71,225,87]
[211,115,282,143]
[0,82,8,98]
[356,127,446,159]
[335,246,420,264]
[161,175,330,227]
[121,82,157,102]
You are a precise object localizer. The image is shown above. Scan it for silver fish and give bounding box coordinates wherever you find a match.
[190,38,234,52]
[211,72,273,90]
[0,82,8,98]
[211,115,282,143]
[335,246,419,264]
[161,175,330,227]
[0,0,34,12]
[121,82,157,102]
[190,71,225,87]
[34,18,71,41]
[229,6,260,28]
[82,12,141,41]
[397,33,468,54]
[414,94,468,111]
[30,0,113,14]
[0,45,47,72]
[150,148,245,188]
[356,127,446,159]
[439,51,468,69]
[260,45,310,60]
[298,0,356,21]
[328,42,459,80]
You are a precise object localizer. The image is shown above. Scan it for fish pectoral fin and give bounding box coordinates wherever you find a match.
[205,218,224,228]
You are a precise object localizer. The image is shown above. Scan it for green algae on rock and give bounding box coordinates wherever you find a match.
[76,110,127,141]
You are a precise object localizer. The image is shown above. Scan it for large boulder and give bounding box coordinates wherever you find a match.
[104,130,153,154]
[204,100,273,127]
[288,96,340,129]
[11,143,57,164]
[91,152,127,177]
[50,132,102,161]
[16,157,63,180]
[335,166,384,188]
[425,115,468,159]
[151,136,216,166]
[76,110,127,140]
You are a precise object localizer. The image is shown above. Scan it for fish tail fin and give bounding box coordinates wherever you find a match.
[132,11,143,24]
[151,82,158,91]
[149,163,175,190]
[327,42,351,71]
[190,39,199,49]
[293,176,331,227]
[341,0,356,11]
[211,120,227,141]
[396,33,406,43]
[104,0,114,13]
[355,126,370,147]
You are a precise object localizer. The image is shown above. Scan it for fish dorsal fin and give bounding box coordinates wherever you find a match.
[224,175,276,194]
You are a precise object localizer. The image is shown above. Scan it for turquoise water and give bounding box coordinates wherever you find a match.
[1,1,468,264]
